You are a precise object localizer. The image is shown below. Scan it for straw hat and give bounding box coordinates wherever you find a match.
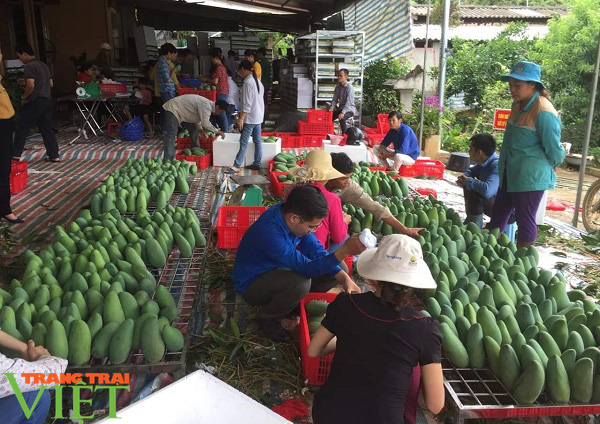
[357,234,436,289]
[100,43,113,50]
[290,149,345,182]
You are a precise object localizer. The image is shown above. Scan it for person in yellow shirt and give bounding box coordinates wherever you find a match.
[244,49,262,81]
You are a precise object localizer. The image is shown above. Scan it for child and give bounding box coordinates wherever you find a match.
[456,133,500,227]
[308,235,445,424]
[124,77,154,137]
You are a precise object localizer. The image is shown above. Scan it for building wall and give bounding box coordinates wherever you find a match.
[45,0,110,95]
[0,4,15,61]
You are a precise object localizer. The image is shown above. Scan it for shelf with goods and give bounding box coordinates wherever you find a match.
[296,30,365,126]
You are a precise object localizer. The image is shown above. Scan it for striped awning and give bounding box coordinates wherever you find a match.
[343,0,413,63]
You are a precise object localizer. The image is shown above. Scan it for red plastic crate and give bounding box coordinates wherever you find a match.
[216,206,268,249]
[107,121,122,136]
[176,151,212,169]
[377,113,390,133]
[307,109,333,123]
[270,172,293,197]
[368,166,386,172]
[198,137,215,150]
[416,188,437,199]
[10,161,28,195]
[399,160,445,180]
[261,132,276,137]
[298,121,334,135]
[177,88,217,101]
[367,133,386,146]
[282,134,303,149]
[299,292,338,385]
[176,137,192,149]
[100,83,126,96]
[302,135,324,147]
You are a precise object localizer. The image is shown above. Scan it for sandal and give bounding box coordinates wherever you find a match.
[44,157,61,163]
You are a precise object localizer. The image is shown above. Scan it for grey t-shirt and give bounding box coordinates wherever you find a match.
[24,60,52,101]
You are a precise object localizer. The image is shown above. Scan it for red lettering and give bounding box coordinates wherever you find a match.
[86,373,101,384]
[21,373,37,384]
[32,374,45,384]
[46,374,59,385]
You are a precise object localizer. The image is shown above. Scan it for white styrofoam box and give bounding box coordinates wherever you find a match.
[213,133,244,167]
[297,78,313,92]
[98,371,291,424]
[246,136,281,168]
[297,95,314,109]
[323,140,367,163]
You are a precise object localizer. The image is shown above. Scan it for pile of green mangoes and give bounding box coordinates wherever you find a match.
[182,148,209,157]
[305,300,329,336]
[0,159,205,367]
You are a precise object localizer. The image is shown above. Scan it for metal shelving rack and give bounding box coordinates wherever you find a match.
[296,30,365,127]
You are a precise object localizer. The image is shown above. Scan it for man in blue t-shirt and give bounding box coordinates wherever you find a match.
[373,111,419,171]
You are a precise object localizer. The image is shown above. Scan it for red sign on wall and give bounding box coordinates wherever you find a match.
[493,108,511,130]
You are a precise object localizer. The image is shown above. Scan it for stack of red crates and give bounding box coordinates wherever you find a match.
[175,151,212,169]
[10,161,28,195]
[177,87,217,102]
[297,109,335,147]
[216,206,267,249]
[364,113,390,146]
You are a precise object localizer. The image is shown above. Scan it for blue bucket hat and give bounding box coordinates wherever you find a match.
[500,61,545,89]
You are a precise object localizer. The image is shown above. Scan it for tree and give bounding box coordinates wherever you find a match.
[531,0,600,150]
[362,55,412,117]
[445,22,535,110]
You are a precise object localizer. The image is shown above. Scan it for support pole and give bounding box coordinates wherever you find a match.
[437,0,451,144]
[572,33,600,228]
[418,0,432,152]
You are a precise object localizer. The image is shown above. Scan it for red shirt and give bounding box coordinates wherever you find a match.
[76,72,92,83]
[212,64,229,96]
[311,182,348,250]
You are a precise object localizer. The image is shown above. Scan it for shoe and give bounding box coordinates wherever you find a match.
[1,215,24,224]
[259,318,290,342]
[245,164,260,171]
[224,167,239,174]
[44,157,61,163]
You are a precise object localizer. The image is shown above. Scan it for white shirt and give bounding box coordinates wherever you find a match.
[0,352,68,398]
[241,74,264,125]
[227,77,240,110]
[162,94,219,134]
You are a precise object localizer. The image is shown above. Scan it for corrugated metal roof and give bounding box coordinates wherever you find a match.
[412,24,550,41]
[412,5,568,20]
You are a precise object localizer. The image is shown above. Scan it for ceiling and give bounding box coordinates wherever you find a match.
[124,0,356,33]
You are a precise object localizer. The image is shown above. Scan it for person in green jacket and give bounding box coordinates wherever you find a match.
[488,61,565,247]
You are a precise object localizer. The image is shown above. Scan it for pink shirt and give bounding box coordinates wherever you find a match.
[311,183,348,250]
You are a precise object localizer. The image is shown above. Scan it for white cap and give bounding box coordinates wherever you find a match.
[100,43,112,50]
[357,234,436,289]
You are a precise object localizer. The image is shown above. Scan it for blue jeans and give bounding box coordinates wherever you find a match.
[160,91,176,133]
[234,123,262,168]
[215,94,230,132]
[163,110,179,160]
[0,390,51,424]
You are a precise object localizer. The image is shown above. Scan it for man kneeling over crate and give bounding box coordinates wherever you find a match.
[232,184,366,342]
[326,153,422,239]
[161,95,227,160]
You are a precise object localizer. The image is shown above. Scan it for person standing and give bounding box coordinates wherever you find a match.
[488,61,565,247]
[227,60,264,173]
[12,43,59,163]
[456,133,500,228]
[330,68,356,134]
[256,47,271,121]
[156,43,178,104]
[244,50,262,81]
[308,235,444,424]
[94,42,115,80]
[373,111,419,171]
[206,48,230,132]
[162,95,226,160]
[224,50,238,77]
[0,48,23,223]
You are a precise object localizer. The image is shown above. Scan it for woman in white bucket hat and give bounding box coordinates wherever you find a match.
[308,234,444,424]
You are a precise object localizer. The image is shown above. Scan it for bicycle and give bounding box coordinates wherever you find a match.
[582,177,600,232]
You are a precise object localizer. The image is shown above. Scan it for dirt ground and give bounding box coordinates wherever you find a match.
[546,165,597,227]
